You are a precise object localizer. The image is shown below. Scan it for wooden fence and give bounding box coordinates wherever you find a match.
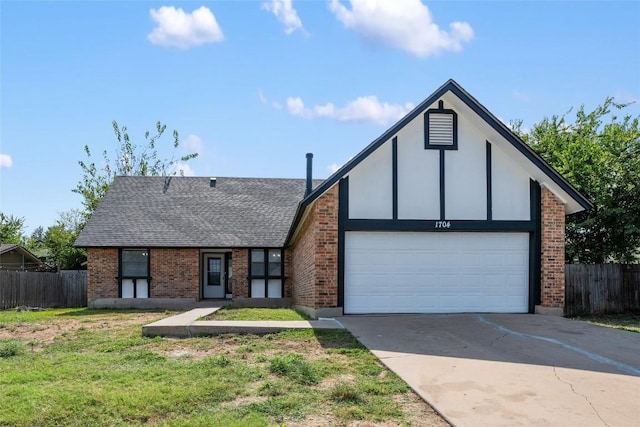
[0,270,87,309]
[565,264,640,315]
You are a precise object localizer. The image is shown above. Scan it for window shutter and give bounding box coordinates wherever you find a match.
[428,113,454,146]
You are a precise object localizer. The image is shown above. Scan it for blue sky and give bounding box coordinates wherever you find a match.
[1,0,639,234]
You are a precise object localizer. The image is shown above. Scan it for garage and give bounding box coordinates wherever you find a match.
[344,231,529,314]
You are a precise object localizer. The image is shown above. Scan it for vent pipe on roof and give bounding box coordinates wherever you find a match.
[210,177,217,188]
[305,153,313,197]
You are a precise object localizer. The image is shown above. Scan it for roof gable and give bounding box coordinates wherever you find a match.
[0,244,50,271]
[300,79,591,213]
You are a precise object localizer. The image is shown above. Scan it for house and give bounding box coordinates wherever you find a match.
[75,80,591,317]
[0,244,53,272]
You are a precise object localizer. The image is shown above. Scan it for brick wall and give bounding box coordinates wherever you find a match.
[314,185,339,307]
[291,208,317,307]
[290,184,339,309]
[87,247,200,300]
[150,248,199,299]
[231,248,249,298]
[540,187,566,308]
[87,248,119,299]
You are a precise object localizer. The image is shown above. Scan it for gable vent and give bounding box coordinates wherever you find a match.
[424,104,458,150]
[428,113,454,145]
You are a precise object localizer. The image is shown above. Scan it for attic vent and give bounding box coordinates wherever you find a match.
[424,103,458,150]
[428,114,454,145]
[210,177,217,188]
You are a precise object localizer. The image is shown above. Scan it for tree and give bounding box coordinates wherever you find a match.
[0,213,26,245]
[512,98,640,263]
[44,210,86,270]
[74,120,198,216]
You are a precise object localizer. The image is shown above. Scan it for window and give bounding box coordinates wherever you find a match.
[120,249,150,298]
[250,249,265,276]
[208,258,222,286]
[249,249,283,298]
[121,249,149,277]
[424,101,458,150]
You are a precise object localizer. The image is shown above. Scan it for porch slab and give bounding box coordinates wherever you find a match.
[142,308,344,338]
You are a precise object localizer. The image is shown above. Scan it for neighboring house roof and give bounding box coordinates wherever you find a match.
[285,79,593,244]
[75,176,323,248]
[0,244,52,271]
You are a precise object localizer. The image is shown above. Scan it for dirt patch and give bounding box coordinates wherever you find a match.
[0,312,166,352]
[393,393,451,427]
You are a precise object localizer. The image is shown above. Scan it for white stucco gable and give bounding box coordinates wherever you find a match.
[286,80,591,244]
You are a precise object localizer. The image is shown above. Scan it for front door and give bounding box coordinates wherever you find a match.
[203,254,225,298]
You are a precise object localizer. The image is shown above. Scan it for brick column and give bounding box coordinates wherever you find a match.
[314,185,339,308]
[231,248,249,298]
[540,187,566,309]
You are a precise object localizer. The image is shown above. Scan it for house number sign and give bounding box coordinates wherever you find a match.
[434,221,452,229]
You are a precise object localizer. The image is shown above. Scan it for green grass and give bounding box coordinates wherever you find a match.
[0,340,24,358]
[572,310,640,333]
[0,309,439,426]
[204,306,312,321]
[0,307,88,324]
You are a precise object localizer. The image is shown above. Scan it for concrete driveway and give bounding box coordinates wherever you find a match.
[339,314,640,427]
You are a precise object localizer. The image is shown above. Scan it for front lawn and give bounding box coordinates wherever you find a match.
[0,308,448,426]
[203,306,311,321]
[571,310,640,333]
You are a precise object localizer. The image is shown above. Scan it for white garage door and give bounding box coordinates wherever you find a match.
[344,232,529,314]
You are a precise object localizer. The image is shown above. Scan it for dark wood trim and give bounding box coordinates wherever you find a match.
[529,180,542,313]
[392,136,398,220]
[247,249,252,298]
[337,177,349,308]
[345,219,535,232]
[118,248,122,298]
[439,150,445,220]
[486,141,492,221]
[225,252,232,296]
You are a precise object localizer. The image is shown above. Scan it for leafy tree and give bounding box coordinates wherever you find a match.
[25,226,45,251]
[44,210,86,270]
[74,120,198,216]
[512,98,640,263]
[0,213,26,245]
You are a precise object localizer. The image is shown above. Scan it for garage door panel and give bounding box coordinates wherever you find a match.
[344,232,529,314]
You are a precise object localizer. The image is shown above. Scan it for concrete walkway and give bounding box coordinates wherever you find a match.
[142,308,344,337]
[340,314,640,427]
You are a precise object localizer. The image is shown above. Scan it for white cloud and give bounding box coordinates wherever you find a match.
[0,154,12,168]
[286,95,414,125]
[171,161,196,177]
[262,0,306,35]
[286,97,311,118]
[148,6,224,49]
[272,101,283,110]
[328,0,473,58]
[182,134,203,155]
[328,162,340,174]
[258,90,268,105]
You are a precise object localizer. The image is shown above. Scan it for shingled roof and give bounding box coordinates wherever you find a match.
[75,176,323,248]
